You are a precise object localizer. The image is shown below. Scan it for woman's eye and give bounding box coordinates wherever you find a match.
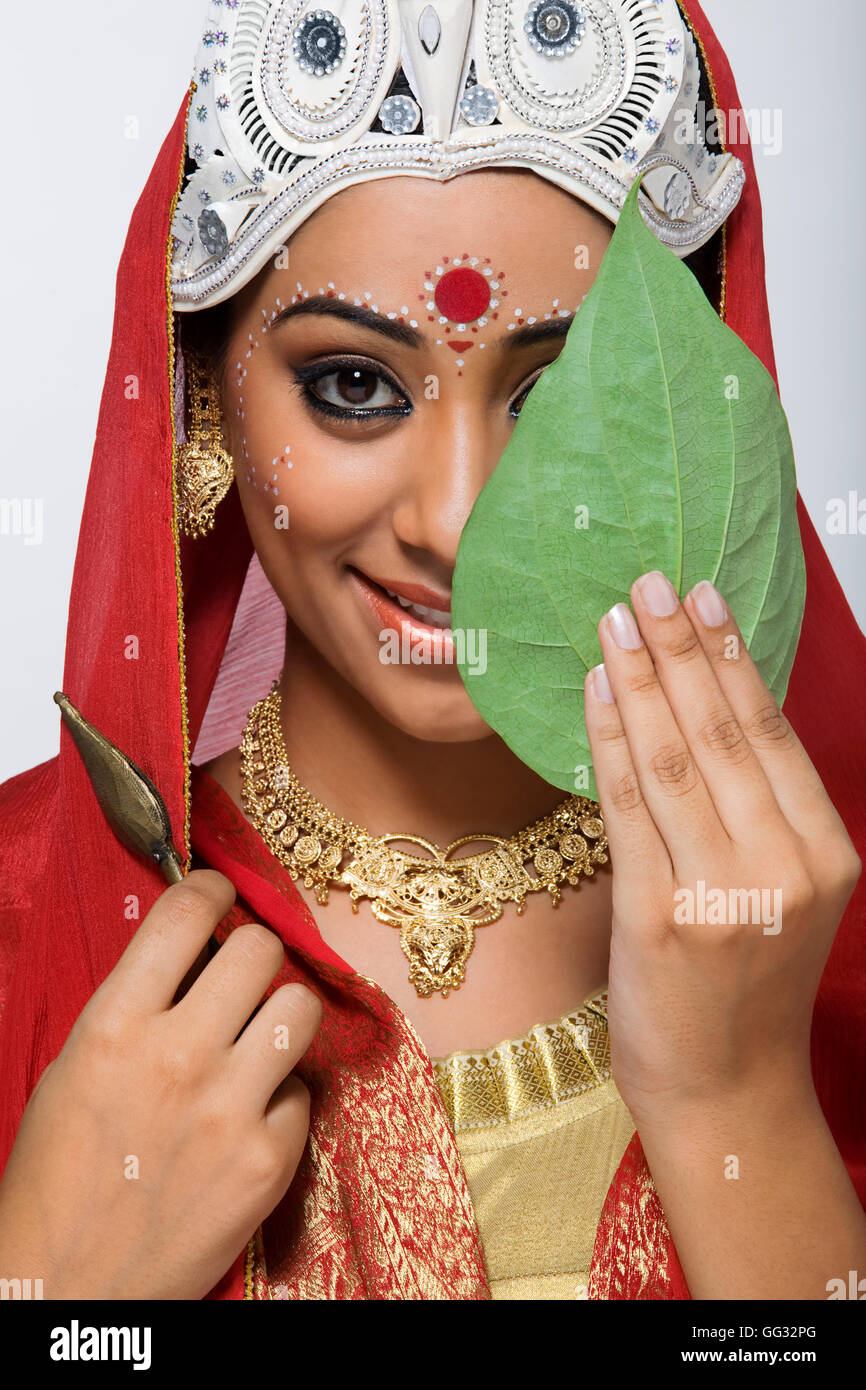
[510,370,546,419]
[302,363,409,416]
[295,359,546,421]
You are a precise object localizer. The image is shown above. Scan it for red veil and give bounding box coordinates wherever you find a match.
[1,1,864,1299]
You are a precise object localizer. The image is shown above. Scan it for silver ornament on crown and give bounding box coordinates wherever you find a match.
[171,0,745,311]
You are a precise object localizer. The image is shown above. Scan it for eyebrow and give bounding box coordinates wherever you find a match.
[269,294,574,351]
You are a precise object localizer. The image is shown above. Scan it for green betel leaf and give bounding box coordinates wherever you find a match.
[451,173,806,800]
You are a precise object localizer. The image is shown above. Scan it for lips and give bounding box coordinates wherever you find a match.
[349,566,455,651]
[353,566,451,611]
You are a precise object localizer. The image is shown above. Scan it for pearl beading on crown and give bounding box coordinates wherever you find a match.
[171,0,745,310]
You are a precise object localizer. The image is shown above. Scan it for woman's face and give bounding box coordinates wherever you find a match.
[218,170,612,742]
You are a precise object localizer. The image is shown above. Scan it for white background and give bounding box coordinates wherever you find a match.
[1,1,863,784]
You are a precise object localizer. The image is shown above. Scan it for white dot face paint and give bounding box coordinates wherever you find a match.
[235,294,299,493]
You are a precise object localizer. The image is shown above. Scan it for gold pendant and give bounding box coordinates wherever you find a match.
[400,915,475,1000]
[343,839,529,997]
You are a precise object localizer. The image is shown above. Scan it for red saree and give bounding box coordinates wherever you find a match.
[1,1,864,1300]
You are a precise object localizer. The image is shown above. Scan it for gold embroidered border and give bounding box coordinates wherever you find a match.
[432,990,611,1132]
[166,83,195,867]
[243,1225,269,1300]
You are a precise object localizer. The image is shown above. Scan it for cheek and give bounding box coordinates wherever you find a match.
[225,352,295,501]
[224,360,395,551]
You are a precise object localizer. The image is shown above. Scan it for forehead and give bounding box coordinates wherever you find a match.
[291,164,608,272]
[234,171,612,356]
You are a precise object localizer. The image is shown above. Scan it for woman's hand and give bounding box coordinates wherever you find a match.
[584,570,861,1121]
[0,869,322,1300]
[583,571,865,1298]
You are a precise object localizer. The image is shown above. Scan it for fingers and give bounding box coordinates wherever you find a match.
[231,982,323,1115]
[264,1073,313,1167]
[584,664,672,893]
[626,573,780,839]
[681,581,842,833]
[595,585,727,870]
[102,870,237,1014]
[175,922,287,1048]
[587,570,845,873]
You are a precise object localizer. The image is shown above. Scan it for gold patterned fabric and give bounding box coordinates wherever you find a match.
[430,991,635,1298]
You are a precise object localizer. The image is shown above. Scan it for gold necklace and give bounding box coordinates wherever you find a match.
[240,687,609,999]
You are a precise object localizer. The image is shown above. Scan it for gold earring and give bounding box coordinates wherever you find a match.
[176,351,234,538]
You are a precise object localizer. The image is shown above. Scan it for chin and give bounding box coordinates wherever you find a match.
[373,681,496,745]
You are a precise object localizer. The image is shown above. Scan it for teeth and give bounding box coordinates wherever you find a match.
[383,585,452,630]
[384,587,413,608]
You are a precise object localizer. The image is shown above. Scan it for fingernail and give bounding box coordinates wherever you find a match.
[590,663,616,702]
[605,603,643,650]
[691,580,728,628]
[638,571,679,617]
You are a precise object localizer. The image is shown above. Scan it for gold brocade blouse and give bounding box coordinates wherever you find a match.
[429,991,634,1299]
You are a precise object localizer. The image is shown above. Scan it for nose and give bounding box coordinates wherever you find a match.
[390,398,511,570]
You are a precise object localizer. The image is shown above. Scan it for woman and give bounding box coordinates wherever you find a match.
[0,0,864,1300]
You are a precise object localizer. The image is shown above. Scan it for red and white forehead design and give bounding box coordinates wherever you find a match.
[421,255,507,374]
[432,263,495,322]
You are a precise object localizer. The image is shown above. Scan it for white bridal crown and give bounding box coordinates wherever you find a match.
[170,0,746,310]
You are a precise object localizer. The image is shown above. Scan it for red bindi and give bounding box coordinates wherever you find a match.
[433,267,491,324]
